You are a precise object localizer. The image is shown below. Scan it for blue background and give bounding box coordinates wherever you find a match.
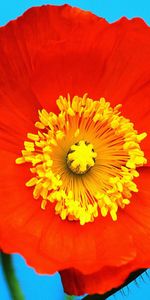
[0,1,150,300]
[0,0,150,26]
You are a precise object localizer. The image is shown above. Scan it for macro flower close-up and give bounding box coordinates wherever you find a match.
[0,3,150,299]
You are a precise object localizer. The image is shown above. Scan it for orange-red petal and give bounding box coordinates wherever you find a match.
[0,5,150,295]
[60,168,150,295]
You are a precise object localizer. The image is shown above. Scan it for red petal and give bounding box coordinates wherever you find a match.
[0,5,150,286]
[123,167,150,263]
[0,6,149,154]
[0,150,65,273]
[61,167,150,297]
[0,149,135,275]
[60,262,144,296]
[0,91,41,153]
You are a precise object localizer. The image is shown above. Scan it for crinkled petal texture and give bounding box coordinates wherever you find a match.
[0,4,150,296]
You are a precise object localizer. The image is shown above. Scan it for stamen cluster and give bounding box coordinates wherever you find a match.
[16,94,147,225]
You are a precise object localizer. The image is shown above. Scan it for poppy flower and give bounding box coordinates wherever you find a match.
[0,4,150,296]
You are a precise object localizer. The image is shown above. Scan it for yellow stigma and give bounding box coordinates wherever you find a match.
[16,94,147,225]
[66,140,97,174]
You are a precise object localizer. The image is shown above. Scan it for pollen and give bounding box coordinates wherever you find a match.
[16,94,147,225]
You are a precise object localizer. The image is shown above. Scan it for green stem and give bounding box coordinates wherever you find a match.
[66,295,75,300]
[1,253,25,300]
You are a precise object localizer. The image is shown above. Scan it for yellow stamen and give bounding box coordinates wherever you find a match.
[16,94,147,225]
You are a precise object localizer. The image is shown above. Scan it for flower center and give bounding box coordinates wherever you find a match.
[16,94,147,225]
[66,140,97,175]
